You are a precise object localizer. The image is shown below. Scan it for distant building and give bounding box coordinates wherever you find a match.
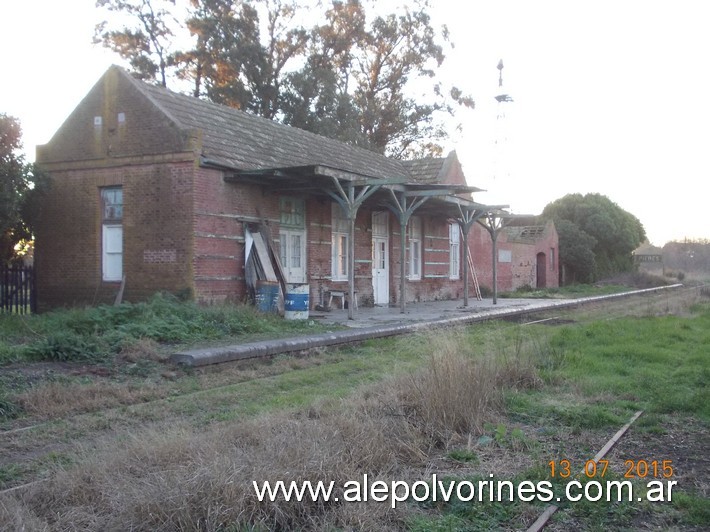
[633,243,663,273]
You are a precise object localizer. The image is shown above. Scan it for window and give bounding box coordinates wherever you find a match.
[331,203,349,280]
[449,223,460,279]
[550,248,555,269]
[408,216,422,280]
[101,187,123,281]
[279,197,305,228]
[278,197,307,283]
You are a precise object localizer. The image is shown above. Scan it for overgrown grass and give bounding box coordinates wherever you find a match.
[548,303,710,420]
[0,333,534,530]
[501,271,674,300]
[0,293,329,365]
[500,283,630,299]
[1,296,707,530]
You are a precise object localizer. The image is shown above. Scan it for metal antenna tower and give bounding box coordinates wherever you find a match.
[493,59,513,182]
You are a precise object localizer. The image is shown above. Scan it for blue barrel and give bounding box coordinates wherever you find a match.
[256,281,279,313]
[285,284,309,320]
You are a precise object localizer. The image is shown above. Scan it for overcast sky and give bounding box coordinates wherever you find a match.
[2,0,708,245]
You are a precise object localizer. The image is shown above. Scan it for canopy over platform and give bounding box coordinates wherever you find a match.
[219,162,511,316]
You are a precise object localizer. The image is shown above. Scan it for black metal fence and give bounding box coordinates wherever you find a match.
[1,265,36,314]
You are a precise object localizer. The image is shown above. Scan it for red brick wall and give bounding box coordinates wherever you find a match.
[509,241,538,289]
[538,222,560,289]
[305,201,374,307]
[35,161,196,308]
[469,223,495,293]
[362,210,469,306]
[37,66,189,165]
[36,158,558,310]
[192,170,282,303]
[468,221,560,294]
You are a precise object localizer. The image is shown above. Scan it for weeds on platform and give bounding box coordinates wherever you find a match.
[0,293,327,365]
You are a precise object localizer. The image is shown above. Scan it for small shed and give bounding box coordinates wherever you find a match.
[632,243,663,273]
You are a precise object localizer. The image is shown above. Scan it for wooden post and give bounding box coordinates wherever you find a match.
[492,231,499,305]
[347,184,356,321]
[462,222,470,307]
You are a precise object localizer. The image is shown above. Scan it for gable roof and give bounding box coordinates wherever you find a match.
[402,156,448,183]
[504,225,548,244]
[118,66,410,181]
[401,151,476,188]
[38,65,487,204]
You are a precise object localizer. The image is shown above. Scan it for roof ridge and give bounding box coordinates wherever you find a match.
[118,66,412,177]
[111,65,186,132]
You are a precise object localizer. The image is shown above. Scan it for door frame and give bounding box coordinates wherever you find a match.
[279,228,307,283]
[371,212,390,305]
[536,251,547,288]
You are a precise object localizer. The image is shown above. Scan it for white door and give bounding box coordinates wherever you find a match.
[279,229,306,283]
[371,212,389,305]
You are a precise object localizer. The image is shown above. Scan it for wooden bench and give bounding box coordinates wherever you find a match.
[326,288,358,310]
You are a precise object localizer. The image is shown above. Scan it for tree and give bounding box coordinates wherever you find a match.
[0,114,48,264]
[94,0,472,157]
[542,193,646,283]
[663,239,710,274]
[280,0,369,147]
[94,0,178,87]
[179,0,308,117]
[282,0,474,157]
[553,219,597,284]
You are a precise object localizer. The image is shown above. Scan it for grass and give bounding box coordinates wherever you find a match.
[0,293,333,365]
[1,336,520,529]
[0,290,708,530]
[423,300,710,530]
[500,271,676,300]
[500,283,630,299]
[548,307,710,420]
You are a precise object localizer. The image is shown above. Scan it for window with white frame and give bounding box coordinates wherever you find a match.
[449,223,460,279]
[408,216,422,280]
[101,186,123,281]
[331,202,349,280]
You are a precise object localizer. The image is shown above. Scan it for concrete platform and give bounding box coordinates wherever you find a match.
[171,285,681,367]
[311,297,547,328]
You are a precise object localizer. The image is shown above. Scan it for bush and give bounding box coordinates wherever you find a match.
[2,293,321,364]
[0,395,21,421]
[26,331,105,362]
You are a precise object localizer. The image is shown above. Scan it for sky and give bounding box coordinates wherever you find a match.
[2,0,708,246]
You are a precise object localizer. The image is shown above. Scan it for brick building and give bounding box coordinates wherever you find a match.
[35,66,557,310]
[499,221,559,290]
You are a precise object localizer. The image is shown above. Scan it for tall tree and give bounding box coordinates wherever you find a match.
[542,193,646,283]
[0,114,48,264]
[94,0,473,156]
[94,0,178,87]
[353,4,448,157]
[282,0,474,157]
[177,0,263,105]
[179,0,308,117]
[280,0,369,146]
